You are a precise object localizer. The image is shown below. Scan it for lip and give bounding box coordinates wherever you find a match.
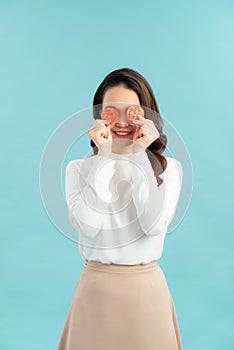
[113,130,132,133]
[113,130,133,138]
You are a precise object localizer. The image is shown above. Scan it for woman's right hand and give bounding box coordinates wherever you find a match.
[88,119,112,157]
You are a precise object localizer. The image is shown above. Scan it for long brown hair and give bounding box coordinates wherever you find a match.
[91,68,168,186]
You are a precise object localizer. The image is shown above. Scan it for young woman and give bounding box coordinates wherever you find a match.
[57,68,184,350]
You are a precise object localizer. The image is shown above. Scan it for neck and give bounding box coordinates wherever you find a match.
[111,140,133,154]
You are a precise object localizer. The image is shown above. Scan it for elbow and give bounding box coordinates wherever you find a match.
[142,219,168,237]
[68,209,102,239]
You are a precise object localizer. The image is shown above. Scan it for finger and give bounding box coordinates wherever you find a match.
[131,121,144,129]
[105,121,112,127]
[93,120,109,131]
[99,118,113,128]
[140,127,158,140]
[95,119,109,127]
[104,126,110,138]
[132,125,141,141]
[133,114,145,121]
[131,116,145,124]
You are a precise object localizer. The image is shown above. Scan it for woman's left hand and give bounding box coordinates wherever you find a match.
[130,115,160,152]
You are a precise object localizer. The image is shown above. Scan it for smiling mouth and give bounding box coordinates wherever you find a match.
[113,131,133,135]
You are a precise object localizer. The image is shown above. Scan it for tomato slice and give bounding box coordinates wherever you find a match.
[100,107,118,124]
[127,105,144,122]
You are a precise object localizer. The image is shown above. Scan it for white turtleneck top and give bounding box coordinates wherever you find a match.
[65,150,183,265]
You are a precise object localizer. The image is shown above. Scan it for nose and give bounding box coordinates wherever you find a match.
[115,110,129,125]
[115,121,129,127]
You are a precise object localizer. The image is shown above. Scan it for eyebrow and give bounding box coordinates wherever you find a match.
[103,105,135,110]
[104,105,118,109]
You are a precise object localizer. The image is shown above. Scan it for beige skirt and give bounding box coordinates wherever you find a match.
[57,260,183,350]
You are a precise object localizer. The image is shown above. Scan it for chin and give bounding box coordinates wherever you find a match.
[112,138,133,146]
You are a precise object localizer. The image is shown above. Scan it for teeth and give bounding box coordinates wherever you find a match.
[115,132,131,135]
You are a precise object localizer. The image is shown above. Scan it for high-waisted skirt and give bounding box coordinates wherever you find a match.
[57,260,183,350]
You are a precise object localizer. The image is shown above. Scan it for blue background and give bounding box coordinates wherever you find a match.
[1,1,234,349]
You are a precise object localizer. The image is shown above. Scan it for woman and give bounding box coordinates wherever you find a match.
[57,67,184,350]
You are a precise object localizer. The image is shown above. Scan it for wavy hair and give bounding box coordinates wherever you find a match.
[91,68,168,186]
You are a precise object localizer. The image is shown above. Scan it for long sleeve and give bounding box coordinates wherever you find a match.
[65,156,115,238]
[128,151,183,236]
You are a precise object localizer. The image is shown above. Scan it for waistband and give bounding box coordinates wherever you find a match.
[83,260,159,273]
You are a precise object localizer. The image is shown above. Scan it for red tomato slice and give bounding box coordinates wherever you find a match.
[126,105,144,122]
[100,108,118,124]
